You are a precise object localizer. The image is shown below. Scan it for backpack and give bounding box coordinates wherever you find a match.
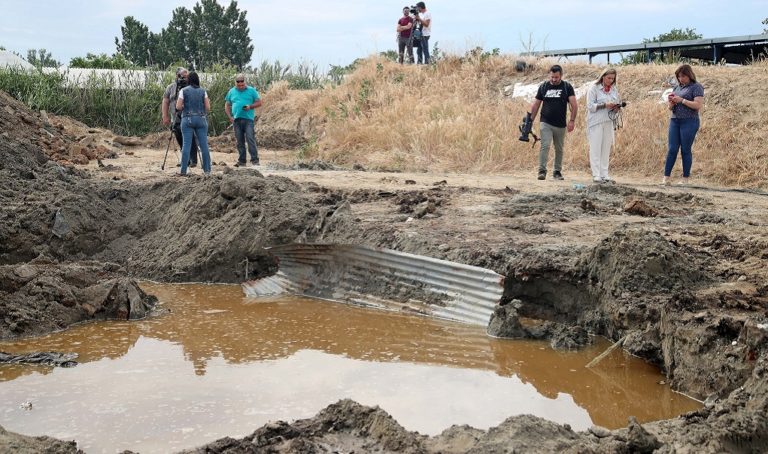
[412,27,422,41]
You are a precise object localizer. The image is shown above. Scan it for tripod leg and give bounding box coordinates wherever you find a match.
[161,131,174,170]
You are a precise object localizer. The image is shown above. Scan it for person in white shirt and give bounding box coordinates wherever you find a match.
[415,2,432,64]
[586,68,622,183]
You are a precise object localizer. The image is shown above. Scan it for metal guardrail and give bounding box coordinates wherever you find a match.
[242,244,505,327]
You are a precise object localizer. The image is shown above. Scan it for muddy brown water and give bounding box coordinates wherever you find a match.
[0,283,701,453]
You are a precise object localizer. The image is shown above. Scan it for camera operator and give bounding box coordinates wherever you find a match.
[162,67,199,168]
[396,6,415,64]
[413,2,431,64]
[586,67,622,183]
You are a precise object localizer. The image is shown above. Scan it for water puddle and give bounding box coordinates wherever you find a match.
[0,283,701,453]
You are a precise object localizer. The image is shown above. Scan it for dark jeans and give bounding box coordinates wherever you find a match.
[398,36,414,64]
[180,115,211,174]
[174,122,198,165]
[234,118,258,164]
[665,117,700,177]
[418,36,430,64]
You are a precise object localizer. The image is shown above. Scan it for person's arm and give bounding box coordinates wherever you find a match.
[567,93,578,132]
[677,96,703,111]
[204,93,211,113]
[587,85,600,113]
[243,92,263,111]
[225,101,233,123]
[161,96,170,125]
[420,14,431,28]
[175,94,183,112]
[529,99,542,120]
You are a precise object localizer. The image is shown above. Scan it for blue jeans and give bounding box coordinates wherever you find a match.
[181,116,211,174]
[420,36,430,64]
[234,118,258,164]
[665,117,699,177]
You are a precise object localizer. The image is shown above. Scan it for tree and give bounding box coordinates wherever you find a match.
[114,16,156,67]
[115,0,253,70]
[26,48,60,68]
[621,28,703,64]
[70,53,133,69]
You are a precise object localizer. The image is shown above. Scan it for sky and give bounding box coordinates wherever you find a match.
[1,0,767,70]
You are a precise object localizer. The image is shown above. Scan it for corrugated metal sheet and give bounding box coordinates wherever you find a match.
[242,244,504,327]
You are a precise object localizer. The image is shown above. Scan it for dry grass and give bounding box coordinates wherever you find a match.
[266,56,768,188]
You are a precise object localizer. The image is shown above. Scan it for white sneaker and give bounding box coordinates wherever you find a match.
[592,177,603,183]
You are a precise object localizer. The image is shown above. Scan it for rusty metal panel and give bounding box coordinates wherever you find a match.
[242,244,504,326]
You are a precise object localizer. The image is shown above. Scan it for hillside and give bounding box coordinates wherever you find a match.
[257,57,768,188]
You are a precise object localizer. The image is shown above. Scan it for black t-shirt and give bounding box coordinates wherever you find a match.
[535,80,575,128]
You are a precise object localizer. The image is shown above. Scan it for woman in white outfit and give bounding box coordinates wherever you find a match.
[586,68,622,183]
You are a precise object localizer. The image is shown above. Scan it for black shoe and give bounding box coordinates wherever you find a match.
[537,170,546,180]
[553,171,564,180]
[250,160,260,166]
[234,161,246,167]
[189,162,198,168]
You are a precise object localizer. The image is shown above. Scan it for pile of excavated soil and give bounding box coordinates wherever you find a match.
[1,86,767,453]
[0,260,156,340]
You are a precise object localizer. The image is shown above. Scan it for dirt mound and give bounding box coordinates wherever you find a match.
[0,260,156,340]
[581,228,715,295]
[0,91,117,166]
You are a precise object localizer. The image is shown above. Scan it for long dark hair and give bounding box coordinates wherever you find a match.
[187,71,201,88]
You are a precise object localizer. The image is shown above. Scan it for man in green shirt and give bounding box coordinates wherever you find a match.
[225,74,262,166]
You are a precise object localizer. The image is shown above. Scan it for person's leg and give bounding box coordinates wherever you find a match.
[600,123,615,179]
[416,40,423,64]
[587,124,602,179]
[244,119,258,164]
[173,124,184,149]
[180,118,193,174]
[422,36,431,64]
[407,42,414,64]
[193,117,211,174]
[538,122,554,174]
[552,125,566,174]
[398,38,406,64]
[664,118,681,177]
[234,119,247,164]
[678,117,700,178]
[188,132,199,167]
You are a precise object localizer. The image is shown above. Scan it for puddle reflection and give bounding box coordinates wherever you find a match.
[0,283,701,454]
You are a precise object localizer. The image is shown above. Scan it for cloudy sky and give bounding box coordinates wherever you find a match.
[1,0,766,69]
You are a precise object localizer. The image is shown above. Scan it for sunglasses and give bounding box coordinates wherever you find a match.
[236,80,245,83]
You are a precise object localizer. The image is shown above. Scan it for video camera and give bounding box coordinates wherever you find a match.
[409,5,419,15]
[176,76,188,90]
[518,112,539,146]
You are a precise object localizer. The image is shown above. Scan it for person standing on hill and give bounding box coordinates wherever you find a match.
[663,64,704,186]
[414,2,431,64]
[175,72,211,176]
[162,67,199,168]
[586,67,622,183]
[397,6,414,64]
[528,64,578,181]
[225,74,262,167]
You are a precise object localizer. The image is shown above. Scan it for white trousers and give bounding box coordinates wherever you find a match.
[587,122,614,179]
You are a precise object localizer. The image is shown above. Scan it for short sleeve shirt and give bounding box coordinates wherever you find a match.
[535,81,575,128]
[398,16,413,38]
[225,86,261,121]
[671,82,704,119]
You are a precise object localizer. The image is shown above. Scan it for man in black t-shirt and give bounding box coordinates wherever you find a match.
[528,65,578,180]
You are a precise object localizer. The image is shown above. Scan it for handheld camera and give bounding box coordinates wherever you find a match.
[518,112,539,146]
